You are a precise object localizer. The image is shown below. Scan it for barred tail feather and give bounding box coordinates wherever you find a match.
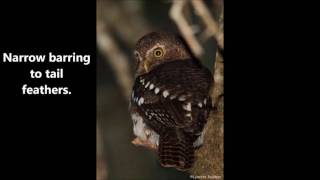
[158,130,195,171]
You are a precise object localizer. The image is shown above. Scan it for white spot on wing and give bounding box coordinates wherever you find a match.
[163,90,169,98]
[185,113,191,117]
[140,78,145,85]
[138,97,144,106]
[198,102,203,108]
[203,98,207,105]
[145,81,150,88]
[183,102,192,111]
[170,95,177,99]
[154,87,160,94]
[149,83,154,90]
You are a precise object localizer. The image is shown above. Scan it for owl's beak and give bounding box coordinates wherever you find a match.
[143,61,149,72]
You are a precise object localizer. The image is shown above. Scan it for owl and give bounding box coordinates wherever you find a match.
[130,32,213,171]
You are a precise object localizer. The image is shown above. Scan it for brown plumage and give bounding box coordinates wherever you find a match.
[130,32,213,171]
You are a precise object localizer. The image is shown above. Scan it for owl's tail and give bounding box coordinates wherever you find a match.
[158,130,195,171]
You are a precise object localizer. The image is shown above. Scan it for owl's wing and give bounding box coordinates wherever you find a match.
[131,60,213,135]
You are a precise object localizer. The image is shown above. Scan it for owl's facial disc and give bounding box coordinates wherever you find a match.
[134,32,194,77]
[142,44,166,72]
[134,50,142,62]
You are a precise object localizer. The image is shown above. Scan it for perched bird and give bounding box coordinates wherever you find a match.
[129,32,213,171]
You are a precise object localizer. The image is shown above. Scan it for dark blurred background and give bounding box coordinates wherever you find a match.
[96,0,221,179]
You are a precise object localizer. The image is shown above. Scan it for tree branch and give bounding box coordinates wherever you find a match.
[169,0,204,57]
[191,50,224,178]
[97,125,108,180]
[96,21,133,98]
[169,0,224,178]
[191,0,224,49]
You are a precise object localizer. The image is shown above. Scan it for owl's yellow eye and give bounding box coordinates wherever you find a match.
[153,48,164,58]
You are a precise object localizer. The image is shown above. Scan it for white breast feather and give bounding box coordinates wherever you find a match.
[131,113,159,146]
[193,129,205,147]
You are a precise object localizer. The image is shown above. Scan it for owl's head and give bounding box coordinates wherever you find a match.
[134,32,192,76]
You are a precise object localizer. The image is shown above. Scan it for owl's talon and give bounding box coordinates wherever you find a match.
[131,137,142,146]
[132,137,158,150]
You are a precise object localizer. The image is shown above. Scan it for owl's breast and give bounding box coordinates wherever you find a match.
[131,112,159,150]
